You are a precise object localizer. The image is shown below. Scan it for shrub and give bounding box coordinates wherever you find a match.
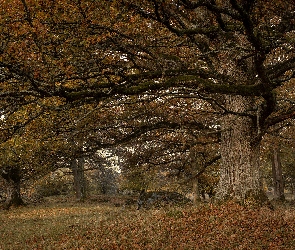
[137,190,192,209]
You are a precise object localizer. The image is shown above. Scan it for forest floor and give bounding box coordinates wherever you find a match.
[1,196,295,249]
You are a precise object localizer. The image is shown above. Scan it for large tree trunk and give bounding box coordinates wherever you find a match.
[1,167,24,210]
[72,158,86,202]
[271,145,285,201]
[216,95,269,207]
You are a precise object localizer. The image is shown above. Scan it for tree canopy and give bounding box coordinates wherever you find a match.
[1,0,295,206]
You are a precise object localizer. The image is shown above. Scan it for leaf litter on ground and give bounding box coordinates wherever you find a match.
[1,201,295,249]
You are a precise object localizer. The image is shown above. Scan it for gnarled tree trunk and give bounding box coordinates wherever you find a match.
[216,95,268,207]
[1,166,24,210]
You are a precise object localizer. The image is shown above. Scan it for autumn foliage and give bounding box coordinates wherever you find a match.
[1,201,295,249]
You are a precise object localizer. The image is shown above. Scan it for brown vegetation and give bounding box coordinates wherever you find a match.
[1,199,295,249]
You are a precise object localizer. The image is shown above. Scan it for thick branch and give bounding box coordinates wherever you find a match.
[264,109,295,130]
[181,155,221,184]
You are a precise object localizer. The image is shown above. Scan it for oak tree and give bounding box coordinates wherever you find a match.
[1,0,295,206]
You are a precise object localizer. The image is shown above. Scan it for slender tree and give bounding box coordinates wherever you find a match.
[271,144,285,201]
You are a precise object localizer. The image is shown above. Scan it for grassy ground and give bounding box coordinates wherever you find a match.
[1,197,295,249]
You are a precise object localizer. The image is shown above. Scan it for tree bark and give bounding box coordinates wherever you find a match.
[271,145,285,201]
[72,158,86,202]
[216,95,268,207]
[1,167,24,210]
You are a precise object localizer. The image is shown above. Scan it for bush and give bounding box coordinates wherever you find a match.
[137,190,192,209]
[35,177,71,198]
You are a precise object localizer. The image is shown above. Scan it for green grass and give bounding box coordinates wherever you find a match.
[1,200,295,249]
[0,203,114,249]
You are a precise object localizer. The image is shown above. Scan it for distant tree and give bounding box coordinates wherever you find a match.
[71,157,86,201]
[260,123,295,201]
[115,96,220,196]
[271,144,285,201]
[86,152,119,195]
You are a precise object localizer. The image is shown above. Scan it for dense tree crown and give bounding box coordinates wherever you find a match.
[0,0,295,207]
